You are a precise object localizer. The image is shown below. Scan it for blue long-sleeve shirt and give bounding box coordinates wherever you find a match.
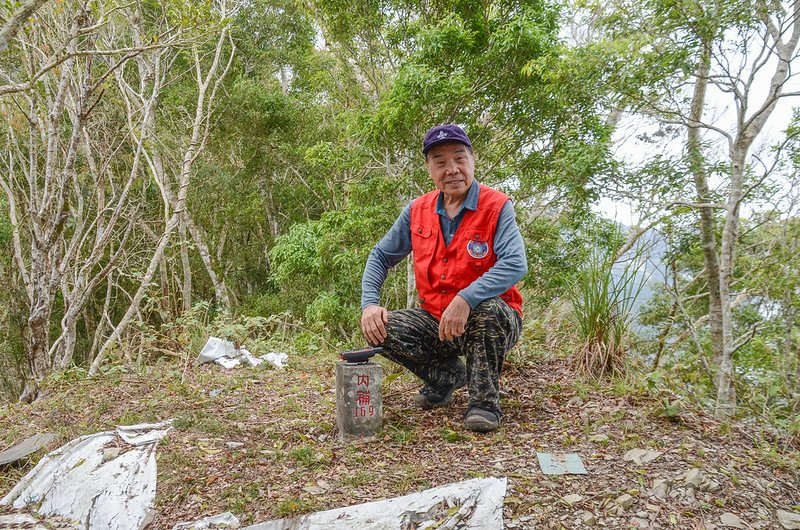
[361,179,527,310]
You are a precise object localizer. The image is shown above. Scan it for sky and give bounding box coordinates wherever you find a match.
[591,5,800,227]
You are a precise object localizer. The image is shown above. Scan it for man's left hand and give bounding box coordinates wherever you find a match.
[439,295,471,341]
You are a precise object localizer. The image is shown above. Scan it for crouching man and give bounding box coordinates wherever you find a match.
[360,124,527,432]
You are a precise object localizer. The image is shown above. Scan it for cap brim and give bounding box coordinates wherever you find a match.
[423,139,472,156]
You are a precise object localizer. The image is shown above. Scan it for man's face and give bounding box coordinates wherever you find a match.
[426,142,475,199]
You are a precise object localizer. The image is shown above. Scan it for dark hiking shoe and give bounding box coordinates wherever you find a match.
[463,407,500,432]
[413,385,457,410]
[413,375,467,410]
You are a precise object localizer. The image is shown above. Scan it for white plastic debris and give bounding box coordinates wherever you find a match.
[240,348,263,367]
[243,477,507,529]
[0,433,56,466]
[117,421,174,445]
[0,420,173,530]
[0,514,81,529]
[260,351,288,369]
[196,337,287,369]
[173,511,241,529]
[197,337,240,365]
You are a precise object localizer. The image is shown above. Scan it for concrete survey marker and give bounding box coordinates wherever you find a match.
[537,452,588,475]
[245,477,507,529]
[335,361,382,441]
[0,433,56,466]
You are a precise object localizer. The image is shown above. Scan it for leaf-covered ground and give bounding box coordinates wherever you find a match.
[1,352,798,529]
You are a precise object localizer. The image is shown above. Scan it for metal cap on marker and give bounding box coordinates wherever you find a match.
[340,346,383,364]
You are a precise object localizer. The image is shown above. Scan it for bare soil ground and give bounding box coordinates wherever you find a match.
[1,353,798,529]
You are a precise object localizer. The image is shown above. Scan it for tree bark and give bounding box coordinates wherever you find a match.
[179,221,192,312]
[0,0,48,52]
[182,212,230,310]
[687,39,729,405]
[406,251,416,309]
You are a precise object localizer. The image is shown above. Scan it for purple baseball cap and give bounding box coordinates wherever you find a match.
[422,124,472,156]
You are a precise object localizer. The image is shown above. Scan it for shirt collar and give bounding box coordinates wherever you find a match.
[435,179,480,217]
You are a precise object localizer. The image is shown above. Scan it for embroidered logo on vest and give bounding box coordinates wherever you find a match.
[467,239,489,259]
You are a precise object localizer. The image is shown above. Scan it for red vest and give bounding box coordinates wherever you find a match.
[410,184,523,320]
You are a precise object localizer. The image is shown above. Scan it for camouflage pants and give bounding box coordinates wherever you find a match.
[379,297,522,415]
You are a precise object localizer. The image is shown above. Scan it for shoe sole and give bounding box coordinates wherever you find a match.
[464,416,499,433]
[413,392,454,410]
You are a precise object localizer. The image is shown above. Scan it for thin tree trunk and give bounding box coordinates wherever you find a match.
[87,272,114,364]
[716,147,746,415]
[159,253,171,318]
[794,344,800,412]
[687,39,727,400]
[179,220,192,312]
[21,289,52,403]
[653,260,679,370]
[406,251,416,309]
[183,212,229,310]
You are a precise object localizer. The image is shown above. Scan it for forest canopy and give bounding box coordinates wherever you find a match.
[1,0,799,436]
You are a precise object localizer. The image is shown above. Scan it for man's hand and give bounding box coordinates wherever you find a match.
[361,305,388,345]
[439,295,471,341]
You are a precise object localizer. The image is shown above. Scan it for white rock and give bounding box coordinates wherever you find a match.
[719,512,745,529]
[225,442,244,449]
[616,494,636,510]
[623,448,663,465]
[563,494,583,505]
[683,468,704,489]
[778,510,800,530]
[650,478,670,499]
[589,434,609,443]
[581,511,598,526]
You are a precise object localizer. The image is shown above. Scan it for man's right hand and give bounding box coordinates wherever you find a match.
[361,305,388,345]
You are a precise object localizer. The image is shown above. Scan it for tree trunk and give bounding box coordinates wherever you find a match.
[179,221,192,312]
[687,40,727,406]
[159,252,171,318]
[795,344,800,412]
[406,251,416,309]
[183,212,229,310]
[715,146,746,416]
[21,290,52,403]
